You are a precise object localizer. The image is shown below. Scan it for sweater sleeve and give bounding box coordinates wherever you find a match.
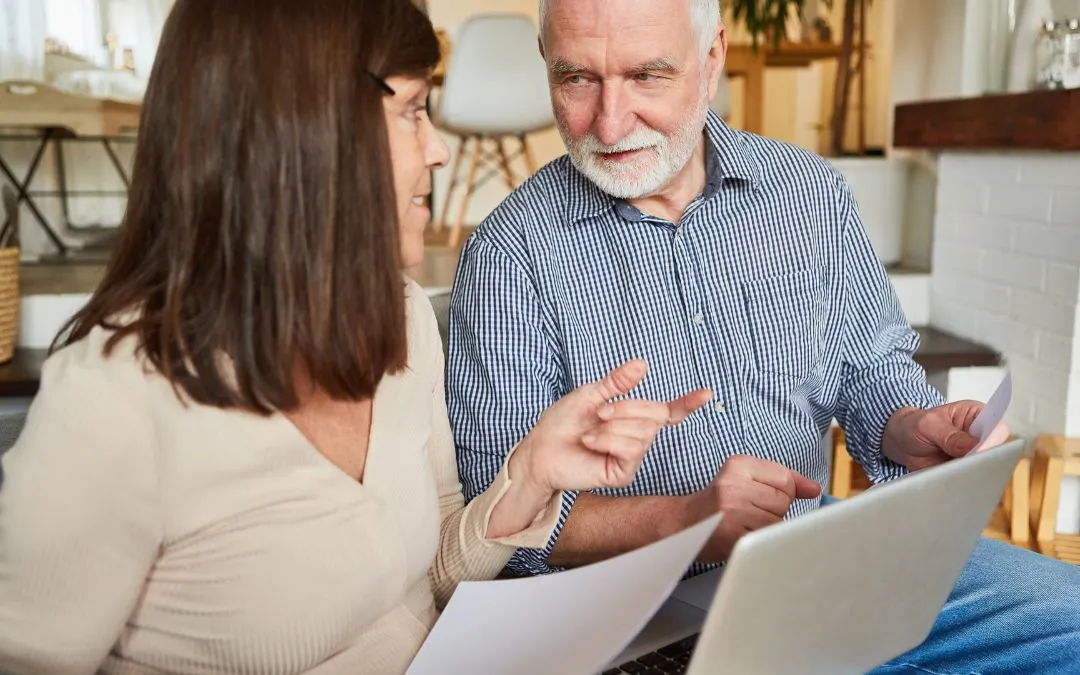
[0,346,162,675]
[421,303,561,608]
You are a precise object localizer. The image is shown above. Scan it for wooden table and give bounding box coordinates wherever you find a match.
[0,80,141,256]
[725,42,847,135]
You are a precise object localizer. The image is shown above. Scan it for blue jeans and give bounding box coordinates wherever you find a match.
[820,498,1080,674]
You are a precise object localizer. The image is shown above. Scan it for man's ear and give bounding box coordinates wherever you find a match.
[538,37,546,60]
[705,26,727,102]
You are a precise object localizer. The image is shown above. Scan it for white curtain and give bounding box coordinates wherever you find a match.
[104,0,174,78]
[44,0,104,65]
[0,0,46,81]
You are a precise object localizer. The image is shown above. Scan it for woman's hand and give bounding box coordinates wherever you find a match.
[486,360,712,538]
[516,359,712,492]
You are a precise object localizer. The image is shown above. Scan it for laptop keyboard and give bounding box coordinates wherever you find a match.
[603,634,699,674]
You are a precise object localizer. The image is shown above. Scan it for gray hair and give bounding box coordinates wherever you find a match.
[538,0,722,59]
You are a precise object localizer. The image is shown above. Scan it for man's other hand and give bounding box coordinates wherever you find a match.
[680,455,821,563]
[882,402,1010,471]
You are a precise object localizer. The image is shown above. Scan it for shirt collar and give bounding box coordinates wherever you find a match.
[566,109,763,224]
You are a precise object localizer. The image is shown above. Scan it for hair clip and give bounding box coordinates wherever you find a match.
[368,71,396,96]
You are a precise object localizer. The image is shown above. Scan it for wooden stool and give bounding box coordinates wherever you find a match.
[829,426,1031,548]
[1031,435,1080,564]
[986,453,1031,549]
[829,427,865,498]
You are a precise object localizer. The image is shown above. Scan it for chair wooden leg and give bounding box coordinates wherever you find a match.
[830,427,852,499]
[434,135,468,233]
[1010,456,1030,548]
[1029,451,1048,538]
[520,133,538,175]
[1036,457,1065,556]
[496,138,516,189]
[449,135,481,249]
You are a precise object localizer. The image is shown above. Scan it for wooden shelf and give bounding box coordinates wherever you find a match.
[0,348,46,398]
[912,326,1000,373]
[0,327,997,400]
[894,89,1080,151]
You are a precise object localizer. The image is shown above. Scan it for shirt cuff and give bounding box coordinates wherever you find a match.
[849,383,945,483]
[462,445,562,550]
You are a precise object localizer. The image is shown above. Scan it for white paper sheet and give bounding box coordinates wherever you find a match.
[969,372,1012,450]
[405,512,723,675]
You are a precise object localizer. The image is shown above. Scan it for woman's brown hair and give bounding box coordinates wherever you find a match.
[54,0,440,413]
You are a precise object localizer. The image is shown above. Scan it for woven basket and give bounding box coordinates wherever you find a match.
[0,247,19,364]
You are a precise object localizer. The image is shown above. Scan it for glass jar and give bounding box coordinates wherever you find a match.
[1035,20,1066,89]
[1063,19,1080,89]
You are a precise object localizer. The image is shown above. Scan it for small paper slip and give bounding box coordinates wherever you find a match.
[405,512,723,675]
[969,372,1012,451]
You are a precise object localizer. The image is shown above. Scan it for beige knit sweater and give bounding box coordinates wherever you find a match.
[0,279,561,675]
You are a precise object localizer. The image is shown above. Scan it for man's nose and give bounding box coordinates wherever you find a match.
[594,82,633,146]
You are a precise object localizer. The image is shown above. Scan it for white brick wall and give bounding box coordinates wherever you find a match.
[931,151,1080,532]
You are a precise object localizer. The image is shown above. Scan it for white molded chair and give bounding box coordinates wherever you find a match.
[433,14,555,248]
[710,70,731,120]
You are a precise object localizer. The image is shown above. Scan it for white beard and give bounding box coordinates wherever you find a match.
[558,80,710,200]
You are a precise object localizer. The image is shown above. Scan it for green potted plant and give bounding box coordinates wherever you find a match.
[725,0,869,155]
[727,0,809,49]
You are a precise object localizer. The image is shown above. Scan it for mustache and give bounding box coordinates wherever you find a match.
[574,128,666,154]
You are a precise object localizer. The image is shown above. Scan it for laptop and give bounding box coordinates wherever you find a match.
[602,437,1028,675]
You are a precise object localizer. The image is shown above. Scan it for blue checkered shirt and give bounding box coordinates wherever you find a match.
[446,111,944,577]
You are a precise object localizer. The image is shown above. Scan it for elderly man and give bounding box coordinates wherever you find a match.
[447,0,1080,671]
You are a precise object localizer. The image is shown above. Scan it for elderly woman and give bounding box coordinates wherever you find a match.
[0,1,711,674]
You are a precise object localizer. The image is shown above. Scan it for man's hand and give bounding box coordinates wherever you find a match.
[882,402,1010,471]
[680,455,821,562]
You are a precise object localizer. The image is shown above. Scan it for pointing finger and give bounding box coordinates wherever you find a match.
[665,388,714,426]
[592,359,649,401]
[597,398,669,425]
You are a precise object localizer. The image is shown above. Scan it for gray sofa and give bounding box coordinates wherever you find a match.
[429,290,451,358]
[0,411,27,490]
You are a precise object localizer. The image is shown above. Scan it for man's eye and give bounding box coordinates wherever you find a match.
[564,75,586,85]
[634,73,656,82]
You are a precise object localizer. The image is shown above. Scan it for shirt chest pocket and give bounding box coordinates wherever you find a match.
[740,269,825,380]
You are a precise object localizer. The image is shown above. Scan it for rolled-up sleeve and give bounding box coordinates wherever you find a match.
[833,178,945,483]
[446,233,574,576]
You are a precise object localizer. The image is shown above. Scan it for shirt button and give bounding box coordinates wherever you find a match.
[692,313,705,325]
[714,402,727,413]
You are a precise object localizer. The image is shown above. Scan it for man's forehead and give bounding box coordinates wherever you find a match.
[544,1,692,69]
[545,0,691,40]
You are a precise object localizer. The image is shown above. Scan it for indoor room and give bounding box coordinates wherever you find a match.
[0,1,1078,673]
